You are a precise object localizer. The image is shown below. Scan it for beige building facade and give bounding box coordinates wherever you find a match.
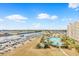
[67,21,79,41]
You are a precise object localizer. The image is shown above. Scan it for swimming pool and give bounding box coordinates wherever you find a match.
[48,37,63,46]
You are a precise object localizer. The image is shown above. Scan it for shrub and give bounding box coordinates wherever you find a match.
[61,35,76,49]
[36,39,53,49]
[75,44,79,53]
[36,43,45,48]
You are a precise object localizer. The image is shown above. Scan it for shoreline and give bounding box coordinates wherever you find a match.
[0,35,42,56]
[0,32,79,56]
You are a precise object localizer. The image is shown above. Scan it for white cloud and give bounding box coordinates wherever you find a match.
[51,15,58,20]
[0,18,3,21]
[0,24,7,30]
[30,23,55,30]
[62,18,72,22]
[32,23,41,28]
[75,8,79,11]
[68,18,72,21]
[37,13,58,20]
[30,23,48,30]
[37,13,50,19]
[5,14,28,22]
[68,3,79,9]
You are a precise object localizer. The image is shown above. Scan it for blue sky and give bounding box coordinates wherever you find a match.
[0,3,79,30]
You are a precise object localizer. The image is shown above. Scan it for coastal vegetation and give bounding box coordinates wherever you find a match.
[61,35,75,49]
[0,30,79,56]
[36,36,52,49]
[61,35,79,53]
[36,32,79,54]
[75,44,79,53]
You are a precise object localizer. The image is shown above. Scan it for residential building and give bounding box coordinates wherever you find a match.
[67,21,79,41]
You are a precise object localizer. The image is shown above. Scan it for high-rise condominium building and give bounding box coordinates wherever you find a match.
[67,21,79,41]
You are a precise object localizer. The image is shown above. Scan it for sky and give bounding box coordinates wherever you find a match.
[0,3,79,30]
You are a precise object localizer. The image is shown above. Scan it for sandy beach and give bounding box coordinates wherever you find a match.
[0,35,79,56]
